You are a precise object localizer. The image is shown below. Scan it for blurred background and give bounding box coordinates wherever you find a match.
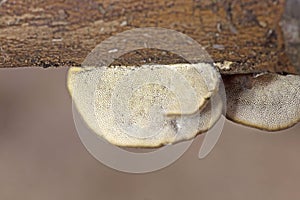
[0,67,299,200]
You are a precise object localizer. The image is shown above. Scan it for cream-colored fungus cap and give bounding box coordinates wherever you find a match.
[68,63,222,147]
[224,73,300,131]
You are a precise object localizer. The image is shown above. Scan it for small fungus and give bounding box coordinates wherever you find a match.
[224,73,300,131]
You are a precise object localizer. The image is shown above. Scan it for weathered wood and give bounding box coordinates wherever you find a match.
[0,0,298,74]
[280,0,300,74]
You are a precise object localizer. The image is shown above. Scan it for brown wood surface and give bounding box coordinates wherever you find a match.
[0,0,298,74]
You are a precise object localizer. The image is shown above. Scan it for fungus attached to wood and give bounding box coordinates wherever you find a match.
[224,73,300,131]
[68,63,223,147]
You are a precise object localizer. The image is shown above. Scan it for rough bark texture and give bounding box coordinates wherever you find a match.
[280,0,300,74]
[0,0,298,74]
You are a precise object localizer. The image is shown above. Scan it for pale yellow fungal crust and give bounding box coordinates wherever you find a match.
[224,73,300,131]
[214,61,233,71]
[68,63,223,147]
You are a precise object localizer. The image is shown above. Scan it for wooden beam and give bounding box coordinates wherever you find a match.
[0,0,298,74]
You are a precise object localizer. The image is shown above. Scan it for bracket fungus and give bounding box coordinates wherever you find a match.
[68,63,224,147]
[223,73,300,131]
[68,62,300,148]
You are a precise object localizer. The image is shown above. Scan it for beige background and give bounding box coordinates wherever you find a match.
[0,68,299,200]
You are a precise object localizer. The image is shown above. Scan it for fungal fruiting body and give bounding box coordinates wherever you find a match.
[68,63,224,147]
[224,73,300,131]
[68,62,300,148]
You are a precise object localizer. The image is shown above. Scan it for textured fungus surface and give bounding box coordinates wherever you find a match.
[224,73,300,131]
[68,63,223,147]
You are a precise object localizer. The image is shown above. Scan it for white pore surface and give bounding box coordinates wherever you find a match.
[226,74,300,131]
[68,63,222,147]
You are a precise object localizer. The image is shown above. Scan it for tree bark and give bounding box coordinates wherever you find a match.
[0,0,298,74]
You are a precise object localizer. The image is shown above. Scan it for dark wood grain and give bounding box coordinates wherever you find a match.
[0,0,298,74]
